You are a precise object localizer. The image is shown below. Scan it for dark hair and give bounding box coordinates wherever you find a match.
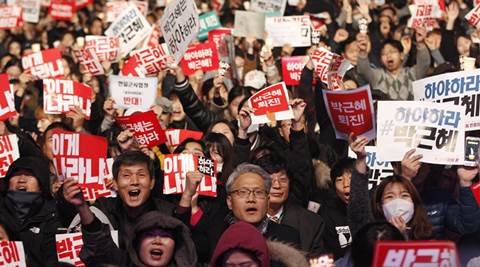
[201,78,215,97]
[252,149,287,175]
[228,86,251,104]
[207,119,238,138]
[40,122,74,149]
[173,138,206,154]
[216,247,262,267]
[381,39,403,54]
[351,222,405,267]
[330,157,355,183]
[203,132,233,182]
[112,150,154,180]
[372,175,433,240]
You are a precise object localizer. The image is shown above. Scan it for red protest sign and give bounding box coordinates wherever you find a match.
[21,48,64,80]
[122,44,169,77]
[471,182,480,206]
[0,5,23,30]
[72,48,104,76]
[180,42,219,76]
[208,28,232,53]
[115,110,167,148]
[43,79,93,119]
[281,56,307,86]
[49,0,75,20]
[85,35,120,62]
[165,129,204,149]
[0,74,17,121]
[311,47,351,89]
[372,241,460,267]
[51,129,108,189]
[56,233,84,267]
[0,241,27,266]
[0,135,20,178]
[142,25,162,48]
[247,82,293,125]
[322,85,375,140]
[163,154,217,197]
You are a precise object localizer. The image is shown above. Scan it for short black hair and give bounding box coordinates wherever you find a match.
[252,150,287,175]
[173,138,206,154]
[381,39,403,54]
[228,86,251,104]
[330,157,355,183]
[112,150,154,180]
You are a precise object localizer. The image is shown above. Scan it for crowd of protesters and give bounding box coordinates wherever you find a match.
[0,0,480,266]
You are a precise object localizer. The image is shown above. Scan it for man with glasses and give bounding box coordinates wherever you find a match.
[192,163,300,263]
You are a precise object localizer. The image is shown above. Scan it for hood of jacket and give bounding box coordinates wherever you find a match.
[313,159,331,190]
[210,221,270,267]
[267,240,309,267]
[128,211,197,267]
[4,157,51,198]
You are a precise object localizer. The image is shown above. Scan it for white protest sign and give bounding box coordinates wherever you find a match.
[0,134,19,178]
[376,101,465,165]
[233,10,265,39]
[348,146,394,190]
[56,231,118,266]
[265,15,311,47]
[407,0,442,29]
[466,3,480,29]
[250,0,287,16]
[160,0,200,64]
[105,5,152,56]
[109,75,157,109]
[0,241,27,267]
[105,1,148,22]
[22,0,41,23]
[413,69,480,130]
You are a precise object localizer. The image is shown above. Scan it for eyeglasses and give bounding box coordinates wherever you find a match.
[224,262,257,267]
[272,176,289,185]
[230,188,268,199]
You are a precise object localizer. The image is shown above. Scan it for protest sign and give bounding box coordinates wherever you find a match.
[472,182,480,207]
[160,0,200,64]
[43,79,93,119]
[413,69,480,130]
[250,0,287,16]
[372,241,460,267]
[142,25,161,48]
[56,231,118,267]
[121,44,169,77]
[323,85,376,140]
[466,2,480,28]
[81,158,116,201]
[208,28,232,52]
[348,146,394,190]
[376,101,465,165]
[21,48,64,80]
[22,0,41,23]
[105,5,152,56]
[265,15,311,47]
[0,74,17,121]
[49,0,75,20]
[407,0,442,29]
[198,11,221,40]
[281,56,307,85]
[233,11,265,39]
[163,153,217,197]
[108,75,157,109]
[51,129,108,189]
[165,129,204,149]
[310,47,351,89]
[72,48,104,76]
[105,1,148,22]
[0,5,23,29]
[0,241,26,267]
[115,110,167,148]
[84,35,120,62]
[180,42,219,75]
[247,82,293,125]
[0,135,19,178]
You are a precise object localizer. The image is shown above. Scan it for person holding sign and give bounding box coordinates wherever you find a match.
[357,27,431,100]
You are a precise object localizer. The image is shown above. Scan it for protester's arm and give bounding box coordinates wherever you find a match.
[172,67,221,132]
[412,28,431,80]
[356,33,379,86]
[100,98,116,133]
[347,133,371,237]
[440,3,460,66]
[232,106,253,167]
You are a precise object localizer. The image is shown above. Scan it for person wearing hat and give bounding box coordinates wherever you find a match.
[79,210,197,266]
[0,156,60,267]
[151,96,173,129]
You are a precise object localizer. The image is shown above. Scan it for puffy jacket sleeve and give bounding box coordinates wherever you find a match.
[446,187,480,235]
[347,169,372,237]
[174,79,221,132]
[288,129,315,206]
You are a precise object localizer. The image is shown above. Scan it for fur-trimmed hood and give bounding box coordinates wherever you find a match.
[313,159,331,190]
[267,240,309,267]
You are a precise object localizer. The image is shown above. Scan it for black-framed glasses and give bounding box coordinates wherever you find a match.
[230,188,267,199]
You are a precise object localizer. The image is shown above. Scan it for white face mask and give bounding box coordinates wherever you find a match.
[382,198,414,223]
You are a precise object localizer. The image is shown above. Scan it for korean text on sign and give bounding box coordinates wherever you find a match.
[43,79,93,119]
[72,48,104,76]
[0,241,27,267]
[376,101,465,165]
[0,74,17,121]
[21,48,64,80]
[108,75,157,109]
[348,146,393,190]
[0,5,23,29]
[165,129,204,149]
[0,135,20,178]
[180,42,219,75]
[122,44,169,77]
[265,15,311,47]
[163,153,217,197]
[281,56,308,86]
[247,82,293,125]
[466,2,480,28]
[115,110,167,148]
[84,35,120,62]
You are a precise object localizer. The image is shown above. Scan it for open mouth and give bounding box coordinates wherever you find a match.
[128,189,140,197]
[245,207,258,214]
[344,192,350,200]
[150,249,163,259]
[17,186,27,191]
